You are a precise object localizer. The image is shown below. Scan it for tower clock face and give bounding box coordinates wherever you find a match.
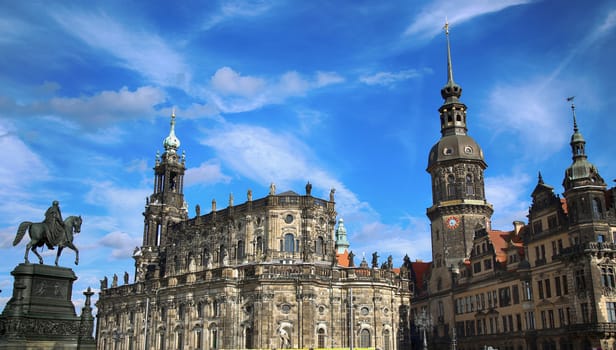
[446,216,460,230]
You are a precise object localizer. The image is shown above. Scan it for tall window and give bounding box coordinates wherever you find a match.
[284,233,295,252]
[256,236,263,254]
[602,267,616,288]
[607,302,616,322]
[196,329,202,349]
[447,174,456,198]
[359,329,370,347]
[383,329,391,350]
[317,328,325,348]
[237,240,245,259]
[211,328,218,349]
[245,327,253,349]
[316,236,324,255]
[581,303,590,323]
[592,198,603,219]
[575,270,586,291]
[466,174,474,195]
[177,332,184,350]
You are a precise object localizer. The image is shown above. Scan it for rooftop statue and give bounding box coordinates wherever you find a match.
[13,201,82,266]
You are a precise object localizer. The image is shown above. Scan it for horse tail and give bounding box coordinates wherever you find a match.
[14,222,32,246]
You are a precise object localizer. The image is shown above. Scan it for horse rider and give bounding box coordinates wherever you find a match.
[43,200,65,250]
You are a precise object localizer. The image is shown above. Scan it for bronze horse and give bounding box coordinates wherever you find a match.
[13,215,82,266]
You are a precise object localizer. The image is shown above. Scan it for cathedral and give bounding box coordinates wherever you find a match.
[410,25,616,350]
[95,114,413,349]
[95,26,616,350]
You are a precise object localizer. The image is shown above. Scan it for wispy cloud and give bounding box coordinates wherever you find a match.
[208,67,345,113]
[404,0,533,40]
[350,215,432,264]
[0,121,49,197]
[480,77,578,158]
[185,160,232,186]
[199,123,370,217]
[202,0,274,30]
[98,231,142,259]
[3,86,165,129]
[53,11,190,88]
[485,173,531,229]
[359,68,432,86]
[83,181,150,239]
[546,9,616,87]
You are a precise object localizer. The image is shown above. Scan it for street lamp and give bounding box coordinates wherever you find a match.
[416,309,432,350]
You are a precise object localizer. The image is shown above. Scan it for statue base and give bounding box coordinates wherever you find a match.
[0,264,95,350]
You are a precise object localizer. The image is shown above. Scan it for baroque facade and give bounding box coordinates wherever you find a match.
[411,26,616,350]
[95,113,413,349]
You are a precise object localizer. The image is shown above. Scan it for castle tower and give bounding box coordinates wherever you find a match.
[134,111,188,280]
[426,22,493,288]
[562,100,608,242]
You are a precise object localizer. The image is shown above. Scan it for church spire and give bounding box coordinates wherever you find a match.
[441,20,462,103]
[563,97,605,191]
[163,109,181,154]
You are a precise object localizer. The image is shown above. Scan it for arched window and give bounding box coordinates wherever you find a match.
[210,325,218,349]
[383,329,391,350]
[245,327,253,349]
[219,245,226,264]
[316,236,324,255]
[359,329,371,347]
[317,328,325,348]
[592,198,603,219]
[466,174,474,195]
[284,234,295,252]
[237,240,245,259]
[447,174,456,198]
[256,236,263,254]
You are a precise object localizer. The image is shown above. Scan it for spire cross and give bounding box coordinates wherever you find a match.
[444,18,455,84]
[567,96,578,132]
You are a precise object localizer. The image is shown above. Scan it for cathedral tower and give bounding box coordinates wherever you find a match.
[562,100,608,242]
[426,23,493,289]
[135,111,188,280]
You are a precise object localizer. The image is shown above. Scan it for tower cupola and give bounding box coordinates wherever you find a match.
[563,99,605,191]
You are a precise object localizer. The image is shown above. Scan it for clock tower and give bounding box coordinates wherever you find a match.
[426,23,493,292]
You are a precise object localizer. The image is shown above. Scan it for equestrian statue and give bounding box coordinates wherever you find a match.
[13,200,82,266]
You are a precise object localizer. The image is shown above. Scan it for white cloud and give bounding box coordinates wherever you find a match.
[185,160,232,186]
[44,86,165,126]
[480,78,574,158]
[0,121,49,197]
[84,181,150,238]
[349,215,433,264]
[316,71,345,87]
[359,68,431,86]
[211,67,266,97]
[3,86,166,129]
[53,11,190,88]
[485,173,531,230]
[98,231,142,259]
[208,67,345,114]
[200,123,372,218]
[202,0,274,30]
[404,0,533,40]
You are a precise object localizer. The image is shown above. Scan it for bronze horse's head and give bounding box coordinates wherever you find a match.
[72,215,82,234]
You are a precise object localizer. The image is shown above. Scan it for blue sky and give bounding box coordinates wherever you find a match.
[0,0,615,311]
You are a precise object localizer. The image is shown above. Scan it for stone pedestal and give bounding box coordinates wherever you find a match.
[0,264,95,350]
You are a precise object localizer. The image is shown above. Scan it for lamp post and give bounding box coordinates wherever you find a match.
[416,309,432,350]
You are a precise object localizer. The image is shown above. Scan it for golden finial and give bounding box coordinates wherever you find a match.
[443,18,450,35]
[172,107,176,118]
